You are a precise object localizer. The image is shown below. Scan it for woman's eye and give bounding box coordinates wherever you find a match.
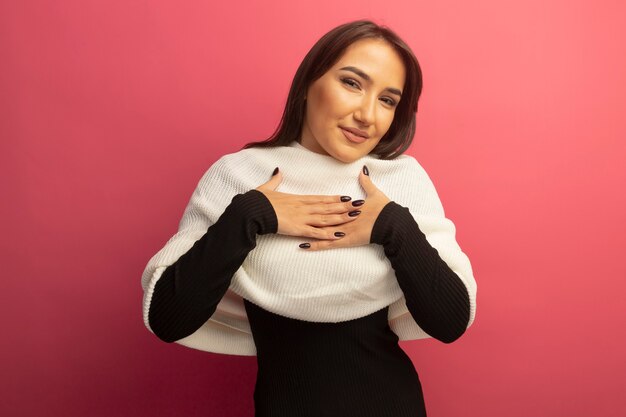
[341,78,360,89]
[381,98,397,107]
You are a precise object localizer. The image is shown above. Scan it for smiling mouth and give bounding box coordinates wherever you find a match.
[340,127,367,144]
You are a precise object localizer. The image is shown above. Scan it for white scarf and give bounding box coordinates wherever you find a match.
[141,140,477,355]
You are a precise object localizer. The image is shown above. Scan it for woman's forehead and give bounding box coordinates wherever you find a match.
[333,39,405,88]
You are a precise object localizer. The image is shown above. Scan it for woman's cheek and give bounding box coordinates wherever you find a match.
[325,87,353,115]
[381,110,395,132]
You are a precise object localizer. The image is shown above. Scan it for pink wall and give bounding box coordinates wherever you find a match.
[3,1,625,416]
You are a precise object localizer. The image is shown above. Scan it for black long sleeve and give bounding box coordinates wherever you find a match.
[370,201,471,344]
[148,189,278,343]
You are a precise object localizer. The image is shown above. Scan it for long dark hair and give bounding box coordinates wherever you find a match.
[242,19,423,160]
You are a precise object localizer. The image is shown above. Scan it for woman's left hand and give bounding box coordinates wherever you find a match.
[299,167,391,251]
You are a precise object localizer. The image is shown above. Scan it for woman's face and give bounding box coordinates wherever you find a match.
[300,38,406,163]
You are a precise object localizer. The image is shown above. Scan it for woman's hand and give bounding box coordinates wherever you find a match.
[296,166,391,251]
[255,168,364,241]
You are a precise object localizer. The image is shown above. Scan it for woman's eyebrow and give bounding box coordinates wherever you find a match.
[339,66,403,97]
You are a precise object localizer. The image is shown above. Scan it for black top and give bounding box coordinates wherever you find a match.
[148,189,471,416]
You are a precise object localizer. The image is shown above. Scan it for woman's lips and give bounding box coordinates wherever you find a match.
[340,127,367,144]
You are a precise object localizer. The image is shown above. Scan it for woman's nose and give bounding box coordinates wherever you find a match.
[354,95,376,126]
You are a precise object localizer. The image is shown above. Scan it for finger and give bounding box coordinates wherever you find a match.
[358,168,377,196]
[300,226,348,240]
[307,211,361,227]
[297,194,354,205]
[300,238,344,252]
[306,200,365,215]
[256,168,282,191]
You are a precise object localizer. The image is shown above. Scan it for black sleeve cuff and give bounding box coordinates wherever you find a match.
[227,189,278,236]
[371,201,407,247]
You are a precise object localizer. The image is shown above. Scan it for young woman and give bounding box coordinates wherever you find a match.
[141,19,477,417]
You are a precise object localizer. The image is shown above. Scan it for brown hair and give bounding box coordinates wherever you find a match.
[242,19,423,160]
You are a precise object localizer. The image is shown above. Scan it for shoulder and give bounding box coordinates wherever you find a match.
[374,153,445,217]
[393,154,433,179]
[211,145,291,168]
[195,144,293,194]
[371,153,436,187]
[200,145,281,177]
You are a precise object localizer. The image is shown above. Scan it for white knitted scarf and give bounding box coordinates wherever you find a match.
[141,140,477,355]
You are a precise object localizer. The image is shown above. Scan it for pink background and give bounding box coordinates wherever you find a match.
[3,1,625,416]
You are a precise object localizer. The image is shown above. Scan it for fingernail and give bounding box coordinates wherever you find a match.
[340,196,352,202]
[351,199,364,207]
[299,243,310,249]
[348,210,361,217]
[272,167,279,176]
[362,165,369,176]
[334,231,345,237]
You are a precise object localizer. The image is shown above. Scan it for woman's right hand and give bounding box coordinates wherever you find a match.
[255,168,363,241]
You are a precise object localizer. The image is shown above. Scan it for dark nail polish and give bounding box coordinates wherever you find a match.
[299,243,310,249]
[340,196,352,202]
[348,210,361,217]
[351,199,364,207]
[362,165,369,176]
[334,232,345,237]
[272,167,279,176]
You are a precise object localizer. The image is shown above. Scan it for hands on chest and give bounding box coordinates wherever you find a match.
[255,165,391,251]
